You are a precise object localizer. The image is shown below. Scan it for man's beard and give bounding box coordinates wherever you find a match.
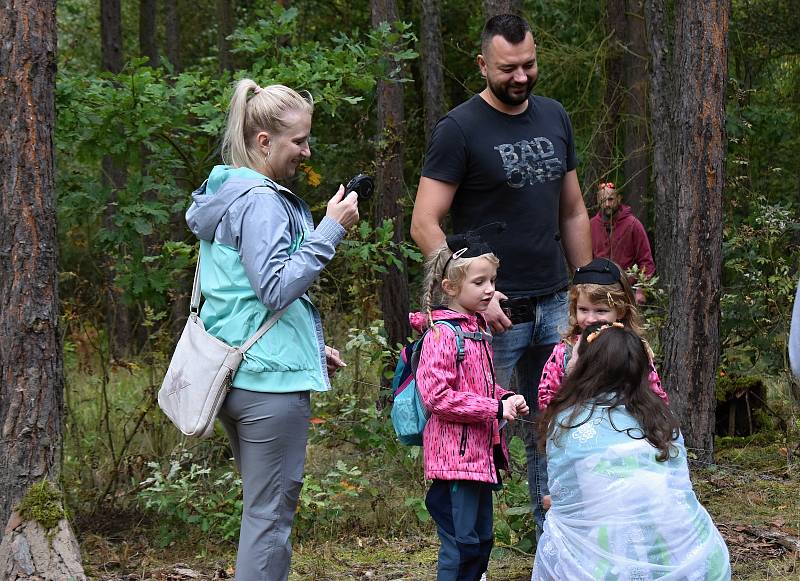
[488,76,537,106]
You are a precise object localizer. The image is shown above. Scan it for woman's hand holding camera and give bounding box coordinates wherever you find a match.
[326,185,359,228]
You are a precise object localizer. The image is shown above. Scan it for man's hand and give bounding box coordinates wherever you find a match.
[635,288,646,305]
[484,291,513,334]
[325,345,346,375]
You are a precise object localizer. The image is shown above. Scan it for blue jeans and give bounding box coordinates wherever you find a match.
[492,290,568,535]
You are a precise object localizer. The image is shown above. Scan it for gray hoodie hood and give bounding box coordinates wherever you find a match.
[186,165,284,241]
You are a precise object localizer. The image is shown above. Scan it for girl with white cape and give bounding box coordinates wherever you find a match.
[532,323,730,581]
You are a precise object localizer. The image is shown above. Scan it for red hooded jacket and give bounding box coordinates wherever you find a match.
[590,204,655,277]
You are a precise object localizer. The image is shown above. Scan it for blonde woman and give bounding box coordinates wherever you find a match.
[186,80,358,580]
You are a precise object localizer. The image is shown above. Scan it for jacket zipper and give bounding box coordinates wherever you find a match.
[479,340,497,479]
[459,424,468,456]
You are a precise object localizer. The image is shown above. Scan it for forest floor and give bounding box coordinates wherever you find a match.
[77,437,799,581]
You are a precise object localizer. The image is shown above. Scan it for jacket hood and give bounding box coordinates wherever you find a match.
[408,308,487,333]
[596,203,633,225]
[186,165,282,241]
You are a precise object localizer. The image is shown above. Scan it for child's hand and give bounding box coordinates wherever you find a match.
[501,398,519,422]
[512,394,530,416]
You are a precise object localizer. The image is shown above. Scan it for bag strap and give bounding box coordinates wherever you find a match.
[189,251,286,353]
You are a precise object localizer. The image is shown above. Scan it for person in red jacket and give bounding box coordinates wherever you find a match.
[590,182,655,303]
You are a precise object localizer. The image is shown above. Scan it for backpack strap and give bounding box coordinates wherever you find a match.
[433,321,492,363]
[432,321,466,363]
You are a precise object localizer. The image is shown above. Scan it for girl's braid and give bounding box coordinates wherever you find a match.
[421,245,450,331]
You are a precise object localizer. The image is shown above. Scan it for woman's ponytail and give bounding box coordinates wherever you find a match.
[221,79,260,168]
[220,78,314,171]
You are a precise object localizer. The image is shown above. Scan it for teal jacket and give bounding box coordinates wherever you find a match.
[185,166,345,393]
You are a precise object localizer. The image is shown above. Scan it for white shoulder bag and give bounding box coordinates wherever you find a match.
[158,259,284,438]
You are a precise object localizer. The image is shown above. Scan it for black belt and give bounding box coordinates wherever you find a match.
[500,289,567,324]
[500,296,537,324]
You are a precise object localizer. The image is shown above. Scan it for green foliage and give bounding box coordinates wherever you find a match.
[721,196,799,375]
[295,460,377,538]
[493,437,536,553]
[137,450,243,544]
[18,481,66,533]
[716,375,763,402]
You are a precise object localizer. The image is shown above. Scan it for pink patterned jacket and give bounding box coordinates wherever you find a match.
[538,337,668,410]
[412,309,513,483]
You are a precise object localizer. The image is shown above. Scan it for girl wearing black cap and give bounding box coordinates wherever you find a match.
[536,258,669,511]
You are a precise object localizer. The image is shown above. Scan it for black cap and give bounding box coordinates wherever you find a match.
[446,222,505,258]
[573,258,622,285]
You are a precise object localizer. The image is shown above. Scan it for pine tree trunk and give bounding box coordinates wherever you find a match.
[646,0,729,463]
[139,0,158,67]
[419,0,445,144]
[100,0,130,359]
[217,0,233,73]
[482,0,520,18]
[622,0,649,220]
[0,2,73,563]
[164,0,181,71]
[585,0,626,193]
[100,0,123,73]
[370,0,411,353]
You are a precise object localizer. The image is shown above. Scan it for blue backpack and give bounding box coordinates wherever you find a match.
[390,320,489,445]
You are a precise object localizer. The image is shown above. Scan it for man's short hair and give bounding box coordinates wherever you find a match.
[481,14,532,53]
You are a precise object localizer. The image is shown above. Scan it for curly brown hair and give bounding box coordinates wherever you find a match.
[538,324,679,461]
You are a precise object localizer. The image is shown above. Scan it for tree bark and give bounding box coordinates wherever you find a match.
[0,0,66,540]
[0,512,86,579]
[482,0,521,18]
[100,0,123,73]
[164,0,181,71]
[646,0,729,463]
[585,0,626,195]
[139,0,158,67]
[217,0,233,73]
[419,0,446,144]
[370,0,411,353]
[622,0,649,219]
[100,0,130,359]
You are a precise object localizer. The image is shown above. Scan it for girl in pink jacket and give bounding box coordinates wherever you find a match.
[537,258,667,411]
[414,231,528,581]
[536,258,667,515]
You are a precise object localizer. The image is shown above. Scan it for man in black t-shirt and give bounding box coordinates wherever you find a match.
[411,14,591,539]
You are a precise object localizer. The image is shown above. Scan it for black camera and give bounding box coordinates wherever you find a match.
[345,174,374,202]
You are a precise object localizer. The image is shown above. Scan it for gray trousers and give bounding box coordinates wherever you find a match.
[218,389,311,581]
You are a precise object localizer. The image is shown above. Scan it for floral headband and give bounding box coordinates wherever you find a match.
[585,322,624,343]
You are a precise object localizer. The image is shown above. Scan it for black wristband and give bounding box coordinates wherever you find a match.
[497,400,504,420]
